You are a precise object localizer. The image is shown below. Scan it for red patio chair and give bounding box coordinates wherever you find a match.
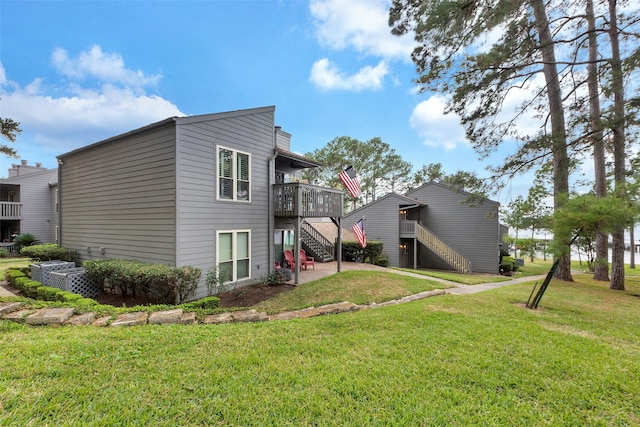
[300,249,315,270]
[283,250,295,270]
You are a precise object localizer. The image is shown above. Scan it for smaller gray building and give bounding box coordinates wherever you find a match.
[341,182,501,274]
[0,161,58,250]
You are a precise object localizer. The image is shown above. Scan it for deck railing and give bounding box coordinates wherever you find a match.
[0,202,21,219]
[273,183,343,218]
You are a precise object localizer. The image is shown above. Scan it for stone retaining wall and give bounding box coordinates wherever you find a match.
[0,289,446,327]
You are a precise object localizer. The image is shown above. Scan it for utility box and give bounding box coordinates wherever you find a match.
[31,260,76,286]
[49,268,101,298]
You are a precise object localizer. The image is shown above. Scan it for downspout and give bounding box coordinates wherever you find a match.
[56,158,63,248]
[268,148,278,275]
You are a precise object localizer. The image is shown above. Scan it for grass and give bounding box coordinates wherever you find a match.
[253,270,448,313]
[0,257,30,271]
[1,270,639,425]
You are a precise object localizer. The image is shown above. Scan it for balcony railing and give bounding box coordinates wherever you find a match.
[400,220,417,237]
[273,183,343,218]
[0,202,21,220]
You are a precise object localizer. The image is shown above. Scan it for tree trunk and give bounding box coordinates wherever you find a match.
[630,225,635,269]
[531,0,572,281]
[587,0,610,281]
[608,0,626,290]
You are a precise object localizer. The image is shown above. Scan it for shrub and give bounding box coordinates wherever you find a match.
[499,256,518,275]
[37,286,63,301]
[20,244,77,263]
[56,291,84,303]
[260,270,285,287]
[181,296,220,310]
[0,249,8,258]
[13,233,40,251]
[342,241,365,262]
[342,240,384,264]
[14,276,30,293]
[5,269,26,287]
[22,280,43,298]
[205,268,225,296]
[374,253,390,267]
[84,259,201,304]
[171,265,202,304]
[75,298,99,306]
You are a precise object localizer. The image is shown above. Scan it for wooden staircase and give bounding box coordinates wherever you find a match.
[415,223,472,274]
[301,221,335,262]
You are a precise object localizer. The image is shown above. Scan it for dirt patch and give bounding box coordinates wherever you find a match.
[217,283,296,308]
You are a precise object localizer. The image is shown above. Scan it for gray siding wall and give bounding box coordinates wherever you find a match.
[175,107,275,299]
[408,183,500,274]
[2,169,58,243]
[344,194,405,267]
[59,124,177,265]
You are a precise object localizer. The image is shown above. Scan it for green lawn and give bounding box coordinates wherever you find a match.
[254,270,448,313]
[1,271,639,425]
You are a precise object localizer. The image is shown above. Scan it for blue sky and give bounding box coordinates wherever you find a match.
[1,0,547,204]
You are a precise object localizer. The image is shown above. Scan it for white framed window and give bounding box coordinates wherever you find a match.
[217,146,250,202]
[217,230,251,283]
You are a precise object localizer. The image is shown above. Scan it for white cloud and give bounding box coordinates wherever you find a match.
[309,0,415,60]
[409,96,466,150]
[51,45,161,89]
[0,46,182,157]
[308,0,415,91]
[310,58,389,91]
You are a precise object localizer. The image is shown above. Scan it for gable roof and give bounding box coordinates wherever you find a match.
[344,192,426,218]
[406,180,499,206]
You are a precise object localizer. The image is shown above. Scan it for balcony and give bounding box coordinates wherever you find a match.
[0,202,21,220]
[400,220,417,238]
[273,183,343,218]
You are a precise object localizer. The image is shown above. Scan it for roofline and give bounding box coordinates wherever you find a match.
[407,180,499,206]
[57,116,177,160]
[174,105,275,125]
[57,105,277,160]
[344,192,426,218]
[275,148,323,168]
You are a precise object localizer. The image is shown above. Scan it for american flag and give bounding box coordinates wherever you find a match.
[339,165,362,198]
[352,218,366,249]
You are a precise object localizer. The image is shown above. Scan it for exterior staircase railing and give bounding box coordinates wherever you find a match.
[301,221,335,262]
[414,222,472,274]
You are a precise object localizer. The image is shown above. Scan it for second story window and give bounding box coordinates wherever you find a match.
[217,146,250,202]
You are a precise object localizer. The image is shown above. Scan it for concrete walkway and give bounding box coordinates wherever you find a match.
[287,261,546,295]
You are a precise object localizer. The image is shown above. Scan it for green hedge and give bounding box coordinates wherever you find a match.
[5,269,26,287]
[37,286,64,301]
[20,244,78,263]
[56,291,84,303]
[22,279,43,298]
[84,259,201,304]
[342,240,384,265]
[499,255,519,274]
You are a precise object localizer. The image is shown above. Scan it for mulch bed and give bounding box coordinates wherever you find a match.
[94,283,297,308]
[3,281,297,309]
